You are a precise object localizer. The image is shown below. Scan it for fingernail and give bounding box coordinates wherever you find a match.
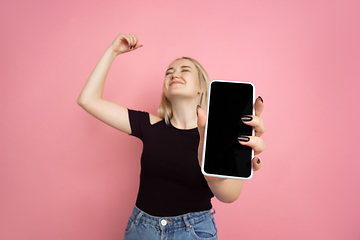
[257,158,261,164]
[238,136,250,142]
[258,96,263,103]
[196,105,201,117]
[130,44,133,49]
[241,116,253,122]
[134,43,137,48]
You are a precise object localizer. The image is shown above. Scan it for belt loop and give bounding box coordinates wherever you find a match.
[183,214,192,231]
[211,208,216,215]
[134,209,144,225]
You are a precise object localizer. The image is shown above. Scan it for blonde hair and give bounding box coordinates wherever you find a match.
[158,57,210,124]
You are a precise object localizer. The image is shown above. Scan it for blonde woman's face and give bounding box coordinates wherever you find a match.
[163,59,201,101]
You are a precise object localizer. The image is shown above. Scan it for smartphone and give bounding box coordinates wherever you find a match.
[201,80,255,180]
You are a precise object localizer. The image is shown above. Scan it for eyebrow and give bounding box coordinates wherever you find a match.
[166,65,192,72]
[181,65,192,69]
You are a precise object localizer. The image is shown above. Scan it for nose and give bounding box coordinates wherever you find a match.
[171,71,180,79]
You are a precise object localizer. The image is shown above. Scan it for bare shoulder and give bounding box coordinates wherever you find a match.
[149,114,162,125]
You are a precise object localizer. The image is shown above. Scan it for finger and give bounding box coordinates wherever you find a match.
[237,136,265,155]
[128,34,136,49]
[254,96,264,117]
[133,44,143,50]
[120,35,132,50]
[128,35,142,50]
[134,35,138,46]
[197,106,207,166]
[241,115,265,137]
[197,106,207,136]
[131,35,138,48]
[252,157,262,171]
[116,34,126,46]
[116,33,126,40]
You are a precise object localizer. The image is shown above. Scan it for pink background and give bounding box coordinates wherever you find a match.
[1,0,359,239]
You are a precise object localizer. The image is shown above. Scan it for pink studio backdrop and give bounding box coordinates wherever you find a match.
[1,0,359,239]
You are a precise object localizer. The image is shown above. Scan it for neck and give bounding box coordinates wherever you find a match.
[170,98,199,129]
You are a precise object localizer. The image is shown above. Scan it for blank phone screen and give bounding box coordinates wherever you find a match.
[203,81,254,179]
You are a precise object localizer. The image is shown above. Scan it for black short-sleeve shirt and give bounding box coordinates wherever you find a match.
[128,109,214,217]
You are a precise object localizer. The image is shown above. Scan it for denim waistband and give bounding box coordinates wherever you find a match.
[130,205,215,231]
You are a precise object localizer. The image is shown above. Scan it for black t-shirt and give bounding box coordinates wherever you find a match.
[128,109,214,217]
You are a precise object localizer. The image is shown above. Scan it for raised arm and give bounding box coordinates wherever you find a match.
[77,34,142,134]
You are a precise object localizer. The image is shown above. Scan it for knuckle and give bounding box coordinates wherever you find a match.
[251,136,265,152]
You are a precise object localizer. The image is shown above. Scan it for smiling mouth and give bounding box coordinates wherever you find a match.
[169,81,184,86]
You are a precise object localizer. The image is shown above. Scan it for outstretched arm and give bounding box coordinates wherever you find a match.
[197,96,265,203]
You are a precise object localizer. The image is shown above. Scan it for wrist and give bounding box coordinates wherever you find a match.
[106,46,120,58]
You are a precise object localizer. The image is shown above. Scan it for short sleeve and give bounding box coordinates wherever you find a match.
[128,109,150,140]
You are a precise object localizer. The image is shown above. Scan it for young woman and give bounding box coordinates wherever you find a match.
[77,34,266,240]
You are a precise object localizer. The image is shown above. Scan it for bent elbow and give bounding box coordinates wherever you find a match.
[77,97,84,106]
[77,95,88,107]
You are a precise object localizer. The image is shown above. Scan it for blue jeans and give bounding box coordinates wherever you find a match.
[124,205,218,240]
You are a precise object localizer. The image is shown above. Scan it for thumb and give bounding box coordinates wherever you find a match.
[197,106,207,167]
[131,44,143,51]
[197,106,207,136]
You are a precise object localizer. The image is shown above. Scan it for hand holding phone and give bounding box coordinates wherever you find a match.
[201,80,255,180]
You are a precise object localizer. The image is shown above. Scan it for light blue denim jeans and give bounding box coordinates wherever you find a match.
[124,205,218,240]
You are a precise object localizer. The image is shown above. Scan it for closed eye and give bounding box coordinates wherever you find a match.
[165,65,191,75]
